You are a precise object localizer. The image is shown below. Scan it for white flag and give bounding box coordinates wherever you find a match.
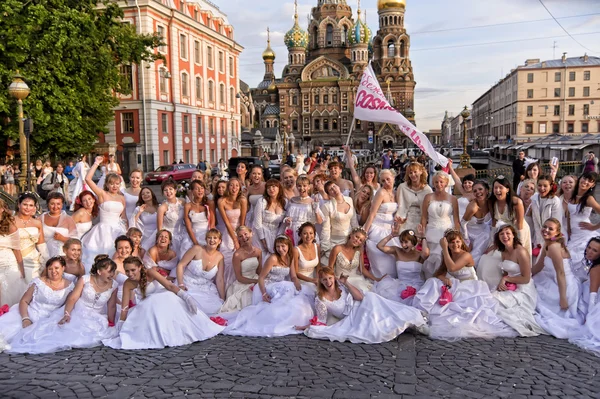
[353,63,449,167]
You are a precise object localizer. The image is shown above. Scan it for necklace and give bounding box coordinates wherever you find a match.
[93,275,110,290]
[46,278,63,290]
[19,216,32,227]
[300,196,310,200]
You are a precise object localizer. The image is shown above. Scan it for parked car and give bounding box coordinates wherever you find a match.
[145,163,197,184]
[228,157,279,180]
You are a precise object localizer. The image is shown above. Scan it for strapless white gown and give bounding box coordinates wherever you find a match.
[366,202,400,279]
[76,221,92,240]
[422,200,455,279]
[0,231,27,307]
[103,280,224,349]
[178,259,223,315]
[18,227,42,282]
[217,209,241,288]
[81,201,126,272]
[221,257,260,312]
[121,189,139,222]
[567,204,597,280]
[375,260,425,306]
[179,210,209,256]
[334,251,372,294]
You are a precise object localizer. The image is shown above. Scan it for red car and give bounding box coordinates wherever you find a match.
[145,164,197,184]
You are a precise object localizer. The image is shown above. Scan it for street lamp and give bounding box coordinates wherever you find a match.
[460,106,471,168]
[281,119,288,157]
[8,72,31,192]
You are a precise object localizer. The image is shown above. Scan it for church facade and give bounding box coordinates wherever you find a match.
[240,0,416,152]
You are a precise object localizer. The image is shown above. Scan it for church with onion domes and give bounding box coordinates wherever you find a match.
[243,0,416,151]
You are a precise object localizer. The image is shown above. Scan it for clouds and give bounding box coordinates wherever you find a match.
[218,0,600,131]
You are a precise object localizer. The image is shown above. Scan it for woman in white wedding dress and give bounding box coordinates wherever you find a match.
[69,155,90,212]
[129,187,159,250]
[15,193,48,282]
[363,169,400,279]
[330,228,382,294]
[420,172,460,279]
[413,230,517,341]
[7,255,118,354]
[302,266,427,344]
[320,181,358,265]
[252,179,286,264]
[223,235,313,337]
[62,239,85,282]
[374,227,429,306]
[0,257,74,351]
[71,190,97,239]
[0,198,25,307]
[81,156,128,272]
[146,230,178,278]
[293,222,320,289]
[245,165,266,227]
[157,180,186,256]
[104,256,224,350]
[221,226,262,312]
[180,180,212,255]
[396,162,433,233]
[121,169,143,222]
[176,228,225,315]
[532,218,582,339]
[461,180,492,267]
[491,224,546,336]
[285,175,323,246]
[41,192,78,258]
[217,177,248,287]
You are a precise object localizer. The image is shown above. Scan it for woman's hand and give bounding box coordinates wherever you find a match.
[54,232,67,241]
[178,283,188,291]
[437,276,452,287]
[22,319,33,328]
[338,274,348,285]
[233,238,240,250]
[579,222,596,231]
[294,280,302,292]
[58,314,71,325]
[376,274,387,282]
[439,237,448,249]
[95,156,104,165]
[560,297,569,311]
[497,277,508,291]
[262,292,271,303]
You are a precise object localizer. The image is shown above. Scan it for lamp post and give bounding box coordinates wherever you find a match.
[281,119,288,158]
[460,106,471,168]
[8,72,31,192]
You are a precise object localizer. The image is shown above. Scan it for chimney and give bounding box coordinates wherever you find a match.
[542,61,547,67]
[524,59,540,66]
[583,53,589,63]
[562,52,567,63]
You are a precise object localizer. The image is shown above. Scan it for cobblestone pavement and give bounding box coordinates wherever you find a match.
[1,333,599,399]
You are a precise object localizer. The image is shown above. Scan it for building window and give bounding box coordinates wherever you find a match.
[292,95,298,105]
[324,119,329,130]
[292,119,298,131]
[218,51,224,72]
[539,122,546,134]
[157,26,166,52]
[197,116,202,134]
[195,77,202,99]
[159,69,167,93]
[584,104,590,115]
[326,24,333,46]
[210,149,216,163]
[554,88,561,97]
[161,113,168,134]
[569,104,575,116]
[119,65,133,92]
[122,112,134,134]
[163,150,169,165]
[584,70,591,80]
[194,40,201,64]
[333,94,338,103]
[552,122,560,133]
[314,119,320,130]
[333,119,338,130]
[569,87,575,97]
[527,73,534,83]
[229,57,234,77]
[554,105,560,116]
[198,150,203,161]
[567,123,574,133]
[207,46,213,69]
[323,95,329,104]
[181,72,189,97]
[179,34,187,59]
[183,115,189,134]
[582,122,589,133]
[554,72,561,82]
[525,123,533,134]
[527,89,533,98]
[208,81,214,102]
[231,120,235,134]
[185,150,190,163]
[387,40,395,57]
[209,117,215,135]
[219,84,225,105]
[584,87,590,97]
[527,106,533,117]
[230,87,234,106]
[569,71,576,81]
[314,95,319,104]
[220,119,225,135]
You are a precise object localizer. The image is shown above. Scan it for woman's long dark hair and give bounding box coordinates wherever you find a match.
[585,237,600,271]
[490,176,514,217]
[572,172,598,214]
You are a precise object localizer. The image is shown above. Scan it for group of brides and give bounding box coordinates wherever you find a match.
[1,151,600,356]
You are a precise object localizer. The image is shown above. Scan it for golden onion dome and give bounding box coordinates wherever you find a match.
[377,0,406,10]
[262,27,276,61]
[267,81,277,92]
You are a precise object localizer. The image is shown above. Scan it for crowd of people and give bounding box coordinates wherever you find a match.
[1,146,600,356]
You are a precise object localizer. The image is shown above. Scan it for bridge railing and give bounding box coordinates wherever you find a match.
[474,161,583,185]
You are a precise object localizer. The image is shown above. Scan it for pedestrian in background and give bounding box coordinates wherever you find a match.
[512,151,526,192]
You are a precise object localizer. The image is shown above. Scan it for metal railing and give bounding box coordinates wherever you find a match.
[474,161,583,185]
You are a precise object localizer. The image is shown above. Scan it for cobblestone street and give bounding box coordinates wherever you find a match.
[1,333,599,399]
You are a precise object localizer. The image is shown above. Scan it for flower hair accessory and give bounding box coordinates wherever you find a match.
[407,230,415,236]
[523,157,539,169]
[443,228,460,237]
[496,175,505,180]
[276,234,289,240]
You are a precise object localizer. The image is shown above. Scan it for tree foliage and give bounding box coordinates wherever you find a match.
[0,0,163,158]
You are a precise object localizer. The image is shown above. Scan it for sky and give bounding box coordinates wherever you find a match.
[216,0,600,131]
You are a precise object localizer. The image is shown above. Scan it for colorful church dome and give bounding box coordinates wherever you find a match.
[348,9,371,46]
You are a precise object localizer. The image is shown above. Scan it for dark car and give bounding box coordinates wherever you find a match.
[145,163,197,184]
[228,157,279,180]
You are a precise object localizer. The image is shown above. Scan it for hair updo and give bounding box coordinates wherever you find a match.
[91,254,117,275]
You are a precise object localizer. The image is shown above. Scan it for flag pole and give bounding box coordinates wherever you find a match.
[344,117,356,148]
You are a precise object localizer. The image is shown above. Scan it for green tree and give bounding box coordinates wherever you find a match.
[0,0,163,158]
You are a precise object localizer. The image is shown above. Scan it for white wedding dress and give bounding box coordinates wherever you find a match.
[223,266,313,337]
[0,278,74,350]
[461,212,492,267]
[533,257,582,339]
[422,200,455,279]
[18,227,43,282]
[252,198,285,264]
[365,202,399,279]
[121,189,139,222]
[414,266,517,341]
[178,259,223,315]
[245,194,263,227]
[221,257,260,312]
[492,260,546,337]
[81,201,126,272]
[131,207,158,250]
[75,221,93,240]
[567,204,597,280]
[320,198,358,265]
[305,287,426,344]
[161,201,186,256]
[569,297,600,356]
[217,208,241,287]
[334,251,372,294]
[179,210,209,255]
[7,275,118,354]
[0,231,27,307]
[375,260,425,306]
[103,280,224,349]
[41,212,77,258]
